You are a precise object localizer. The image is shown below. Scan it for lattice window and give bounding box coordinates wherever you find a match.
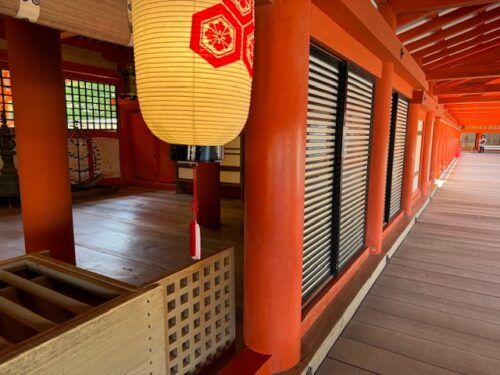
[159,249,235,375]
[64,79,118,131]
[0,70,14,128]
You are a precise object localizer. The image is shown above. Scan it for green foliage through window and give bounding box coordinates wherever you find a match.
[65,79,118,131]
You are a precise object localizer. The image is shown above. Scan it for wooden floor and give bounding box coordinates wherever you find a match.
[0,187,243,299]
[318,153,500,375]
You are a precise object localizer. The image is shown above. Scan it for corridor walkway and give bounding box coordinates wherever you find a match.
[318,153,500,374]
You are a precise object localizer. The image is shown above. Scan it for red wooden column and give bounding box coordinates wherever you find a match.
[430,117,442,181]
[243,0,310,371]
[365,60,394,254]
[365,3,395,254]
[5,19,75,263]
[401,102,420,216]
[195,163,220,227]
[420,112,434,196]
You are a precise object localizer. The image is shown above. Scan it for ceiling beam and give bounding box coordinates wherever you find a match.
[427,64,500,80]
[412,20,500,59]
[398,5,485,43]
[406,8,500,52]
[434,83,500,95]
[423,39,500,70]
[439,94,500,103]
[397,11,435,27]
[455,47,500,67]
[392,0,495,14]
[314,0,428,90]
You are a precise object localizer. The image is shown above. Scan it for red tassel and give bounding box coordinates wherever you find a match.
[190,164,201,260]
[190,220,201,260]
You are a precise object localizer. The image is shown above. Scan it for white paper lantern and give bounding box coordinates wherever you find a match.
[131,0,254,146]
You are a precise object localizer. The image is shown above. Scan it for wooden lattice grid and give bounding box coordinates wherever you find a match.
[155,248,235,375]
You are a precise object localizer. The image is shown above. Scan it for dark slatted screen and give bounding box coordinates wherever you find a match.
[301,47,341,298]
[337,70,374,272]
[384,94,409,223]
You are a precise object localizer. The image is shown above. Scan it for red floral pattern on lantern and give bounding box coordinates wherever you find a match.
[191,1,254,76]
[202,17,235,56]
[222,0,253,25]
[191,4,242,68]
[242,23,254,77]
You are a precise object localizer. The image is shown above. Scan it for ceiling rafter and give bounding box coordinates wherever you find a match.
[423,38,500,70]
[454,47,500,66]
[421,29,500,66]
[428,64,500,80]
[439,94,500,103]
[391,0,495,14]
[412,20,500,59]
[397,11,436,27]
[405,8,500,52]
[434,82,500,95]
[398,5,485,42]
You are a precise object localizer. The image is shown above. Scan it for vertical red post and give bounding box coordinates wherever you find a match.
[5,19,75,263]
[401,102,420,216]
[244,0,310,371]
[195,163,220,227]
[365,61,394,254]
[420,112,434,196]
[431,117,442,181]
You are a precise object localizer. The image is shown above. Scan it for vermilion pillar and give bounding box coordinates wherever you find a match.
[365,61,394,254]
[420,112,434,196]
[401,102,420,216]
[195,163,220,227]
[243,0,310,371]
[5,19,75,263]
[430,117,442,181]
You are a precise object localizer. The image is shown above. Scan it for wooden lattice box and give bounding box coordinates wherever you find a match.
[0,253,167,375]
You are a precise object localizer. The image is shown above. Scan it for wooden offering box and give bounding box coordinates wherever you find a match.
[0,253,167,375]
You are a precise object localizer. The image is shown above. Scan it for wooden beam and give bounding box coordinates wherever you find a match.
[406,8,500,52]
[399,5,485,43]
[314,0,428,90]
[423,39,500,70]
[392,0,494,14]
[435,83,500,95]
[427,64,500,80]
[455,47,500,66]
[397,11,435,27]
[412,20,500,59]
[0,0,130,46]
[439,94,500,103]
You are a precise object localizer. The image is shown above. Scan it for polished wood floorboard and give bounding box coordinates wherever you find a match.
[322,153,500,374]
[0,187,244,339]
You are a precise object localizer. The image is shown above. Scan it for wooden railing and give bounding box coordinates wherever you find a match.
[150,248,236,375]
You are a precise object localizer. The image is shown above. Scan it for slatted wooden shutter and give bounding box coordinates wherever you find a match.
[301,46,341,298]
[384,94,409,223]
[337,69,374,272]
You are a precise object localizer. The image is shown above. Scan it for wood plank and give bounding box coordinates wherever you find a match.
[361,294,500,343]
[374,276,500,317]
[342,321,500,374]
[353,306,500,360]
[328,337,458,375]
[0,296,56,332]
[383,263,500,298]
[0,270,92,315]
[316,357,376,375]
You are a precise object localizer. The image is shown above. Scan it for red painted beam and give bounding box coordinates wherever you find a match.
[392,0,494,14]
[423,40,500,71]
[314,0,428,90]
[412,20,500,59]
[398,5,485,43]
[406,8,500,52]
[422,30,500,67]
[439,94,500,103]
[427,64,500,80]
[434,83,500,95]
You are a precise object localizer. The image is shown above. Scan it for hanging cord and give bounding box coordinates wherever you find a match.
[190,163,201,260]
